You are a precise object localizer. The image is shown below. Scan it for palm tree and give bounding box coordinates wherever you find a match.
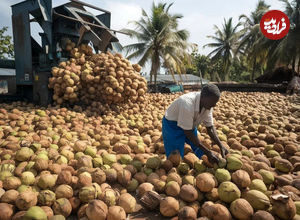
[204,18,241,81]
[122,2,191,88]
[249,0,300,74]
[238,0,270,81]
[273,0,300,72]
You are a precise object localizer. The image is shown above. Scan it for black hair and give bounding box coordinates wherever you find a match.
[201,84,220,98]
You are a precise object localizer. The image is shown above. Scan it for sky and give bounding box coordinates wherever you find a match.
[0,0,285,59]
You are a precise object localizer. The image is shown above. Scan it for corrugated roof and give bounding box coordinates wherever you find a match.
[145,74,209,84]
[0,68,16,76]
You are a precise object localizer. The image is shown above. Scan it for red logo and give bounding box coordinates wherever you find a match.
[260,10,290,40]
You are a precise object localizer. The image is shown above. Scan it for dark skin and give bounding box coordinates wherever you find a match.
[183,94,228,163]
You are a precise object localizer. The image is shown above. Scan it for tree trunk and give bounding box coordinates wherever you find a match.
[292,56,296,72]
[297,57,300,74]
[251,58,256,82]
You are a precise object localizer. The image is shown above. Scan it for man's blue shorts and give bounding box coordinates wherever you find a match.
[162,116,204,159]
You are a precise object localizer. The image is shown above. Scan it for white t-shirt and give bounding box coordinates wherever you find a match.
[165,92,214,130]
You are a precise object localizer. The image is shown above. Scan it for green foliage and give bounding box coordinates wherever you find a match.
[122,2,191,87]
[0,27,14,59]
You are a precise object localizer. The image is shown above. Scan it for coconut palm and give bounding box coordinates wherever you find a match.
[204,18,241,81]
[238,0,270,81]
[122,2,191,88]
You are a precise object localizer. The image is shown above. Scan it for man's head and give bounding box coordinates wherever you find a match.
[200,84,221,109]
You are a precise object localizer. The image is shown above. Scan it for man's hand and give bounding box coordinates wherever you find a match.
[206,151,220,164]
[220,146,229,158]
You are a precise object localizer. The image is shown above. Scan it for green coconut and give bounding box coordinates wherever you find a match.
[103,154,117,166]
[38,190,56,206]
[16,147,34,162]
[194,160,207,173]
[78,186,97,203]
[295,201,300,215]
[146,156,161,170]
[120,154,132,165]
[215,169,231,183]
[218,181,241,203]
[258,169,274,185]
[275,158,293,173]
[243,190,270,211]
[21,171,35,185]
[24,206,47,220]
[227,156,243,171]
[250,179,267,193]
[178,163,190,175]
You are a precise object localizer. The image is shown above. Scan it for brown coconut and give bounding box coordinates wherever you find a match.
[0,203,14,220]
[271,194,296,220]
[196,173,216,192]
[107,206,126,220]
[230,198,253,220]
[252,210,274,220]
[160,197,180,217]
[178,206,197,220]
[231,170,251,188]
[86,200,108,220]
[165,181,180,197]
[118,193,136,213]
[137,182,154,198]
[179,184,198,203]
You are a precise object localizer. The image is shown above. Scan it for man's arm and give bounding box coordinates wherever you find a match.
[183,129,219,163]
[206,126,228,157]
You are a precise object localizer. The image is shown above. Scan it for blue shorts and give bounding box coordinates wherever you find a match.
[162,116,204,159]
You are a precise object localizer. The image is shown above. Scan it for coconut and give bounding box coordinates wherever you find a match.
[182,175,195,185]
[165,181,181,197]
[249,179,267,192]
[16,191,38,210]
[296,201,300,215]
[179,184,198,203]
[227,156,243,171]
[231,170,251,188]
[230,198,253,220]
[127,178,139,192]
[3,176,21,190]
[183,152,199,168]
[194,160,207,173]
[52,198,72,217]
[55,184,73,199]
[243,190,270,210]
[252,210,274,220]
[140,190,162,210]
[166,172,182,186]
[1,189,19,204]
[86,200,108,220]
[275,158,293,173]
[196,173,216,192]
[37,174,56,189]
[0,203,14,220]
[49,215,65,220]
[41,206,54,219]
[16,147,34,161]
[118,193,136,213]
[38,190,56,206]
[146,156,161,169]
[100,188,119,206]
[178,206,197,220]
[79,186,97,203]
[21,171,36,185]
[215,168,231,183]
[160,196,179,217]
[117,169,131,186]
[178,162,190,175]
[105,168,117,183]
[103,154,117,166]
[205,188,219,202]
[56,170,72,185]
[218,181,241,203]
[107,206,126,220]
[271,194,296,220]
[24,206,47,220]
[137,182,154,198]
[168,151,181,167]
[258,169,274,185]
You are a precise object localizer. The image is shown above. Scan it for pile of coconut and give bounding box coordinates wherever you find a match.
[0,91,299,220]
[48,44,147,106]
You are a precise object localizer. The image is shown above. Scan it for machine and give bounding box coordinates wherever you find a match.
[0,0,123,106]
